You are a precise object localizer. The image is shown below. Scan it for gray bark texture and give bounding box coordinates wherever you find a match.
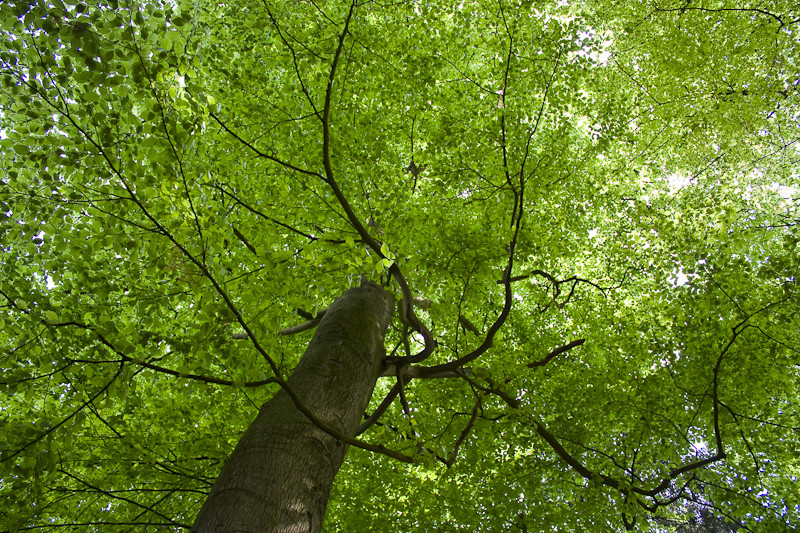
[192,281,394,532]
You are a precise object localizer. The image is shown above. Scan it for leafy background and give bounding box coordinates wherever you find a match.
[1,0,798,531]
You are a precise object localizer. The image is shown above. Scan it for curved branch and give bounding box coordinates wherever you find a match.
[443,400,480,467]
[356,381,402,435]
[652,6,792,28]
[209,112,324,179]
[527,338,585,368]
[314,0,437,363]
[1,360,124,464]
[278,316,322,336]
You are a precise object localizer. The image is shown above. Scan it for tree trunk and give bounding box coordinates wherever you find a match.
[191,281,394,533]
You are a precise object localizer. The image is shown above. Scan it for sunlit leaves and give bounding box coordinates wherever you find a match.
[1,0,799,531]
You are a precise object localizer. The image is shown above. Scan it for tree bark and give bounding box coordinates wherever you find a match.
[192,282,394,533]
